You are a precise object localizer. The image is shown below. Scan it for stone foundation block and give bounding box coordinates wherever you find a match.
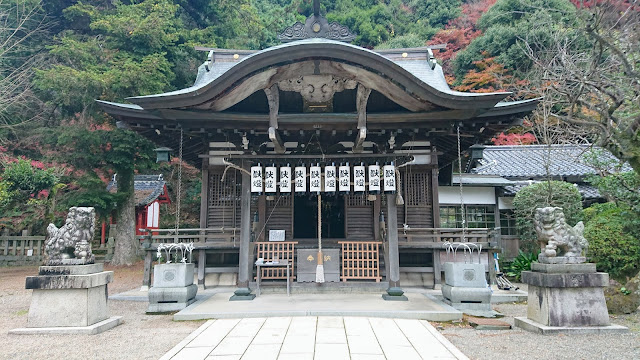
[526,284,610,327]
[531,263,596,274]
[442,284,491,304]
[147,284,198,313]
[522,271,608,288]
[28,284,110,328]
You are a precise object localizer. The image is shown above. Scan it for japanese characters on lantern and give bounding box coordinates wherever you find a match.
[383,162,396,193]
[250,164,263,194]
[264,164,277,195]
[294,166,306,194]
[279,164,291,194]
[353,163,366,193]
[310,164,322,193]
[324,163,336,194]
[368,163,380,194]
[339,163,350,194]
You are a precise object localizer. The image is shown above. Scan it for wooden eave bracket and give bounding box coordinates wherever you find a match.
[268,127,286,154]
[265,84,286,154]
[353,84,371,153]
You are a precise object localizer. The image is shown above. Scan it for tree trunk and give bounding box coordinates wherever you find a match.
[111,170,139,265]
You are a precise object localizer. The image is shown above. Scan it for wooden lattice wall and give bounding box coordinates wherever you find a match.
[345,194,374,240]
[255,241,297,280]
[339,241,381,282]
[398,167,434,228]
[207,167,241,229]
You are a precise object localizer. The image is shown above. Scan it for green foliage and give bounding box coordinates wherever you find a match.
[505,250,539,281]
[513,181,582,251]
[42,126,156,219]
[1,159,58,202]
[583,203,640,282]
[452,0,582,80]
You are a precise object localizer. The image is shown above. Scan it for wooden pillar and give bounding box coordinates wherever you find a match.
[142,250,152,290]
[384,193,406,300]
[386,194,400,288]
[430,154,440,228]
[198,249,206,287]
[231,165,255,300]
[199,158,209,229]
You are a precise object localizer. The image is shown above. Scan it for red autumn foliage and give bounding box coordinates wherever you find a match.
[491,132,537,145]
[428,0,498,76]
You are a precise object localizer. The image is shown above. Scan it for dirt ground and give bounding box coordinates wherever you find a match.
[1,264,639,360]
[0,262,204,360]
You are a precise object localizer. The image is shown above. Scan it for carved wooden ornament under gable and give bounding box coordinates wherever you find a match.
[277,75,357,103]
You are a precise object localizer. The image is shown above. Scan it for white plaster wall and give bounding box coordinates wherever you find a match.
[498,197,514,209]
[438,186,496,205]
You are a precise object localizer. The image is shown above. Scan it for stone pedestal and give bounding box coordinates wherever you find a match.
[515,263,628,334]
[441,262,494,317]
[147,263,197,313]
[9,263,122,335]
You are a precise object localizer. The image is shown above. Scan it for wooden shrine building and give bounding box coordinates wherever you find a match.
[99,5,539,298]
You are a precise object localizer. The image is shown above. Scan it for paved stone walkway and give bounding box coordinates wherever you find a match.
[160,316,469,360]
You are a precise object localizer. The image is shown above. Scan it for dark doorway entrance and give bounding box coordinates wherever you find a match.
[294,195,345,239]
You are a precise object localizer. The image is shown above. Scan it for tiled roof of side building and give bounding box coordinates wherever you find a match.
[472,144,631,178]
[106,174,168,207]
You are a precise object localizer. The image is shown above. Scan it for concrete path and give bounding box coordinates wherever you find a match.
[160,316,469,360]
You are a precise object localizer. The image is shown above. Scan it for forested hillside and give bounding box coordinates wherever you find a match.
[0,0,637,244]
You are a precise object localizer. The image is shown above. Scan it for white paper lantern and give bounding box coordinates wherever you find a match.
[294,166,306,194]
[264,165,277,195]
[383,162,396,193]
[339,163,350,193]
[310,164,322,193]
[368,163,380,194]
[250,164,263,194]
[324,163,337,193]
[280,165,291,194]
[353,163,366,193]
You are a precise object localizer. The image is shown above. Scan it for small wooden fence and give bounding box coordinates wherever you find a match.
[255,241,297,280]
[338,241,382,282]
[0,234,46,265]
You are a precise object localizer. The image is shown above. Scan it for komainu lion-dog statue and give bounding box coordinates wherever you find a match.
[534,207,588,258]
[44,207,96,265]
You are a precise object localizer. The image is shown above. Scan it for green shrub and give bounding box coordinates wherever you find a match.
[505,250,539,282]
[583,203,640,282]
[513,181,582,252]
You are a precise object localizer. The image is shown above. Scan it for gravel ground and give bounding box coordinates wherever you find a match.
[0,262,204,360]
[437,301,640,360]
[1,265,638,360]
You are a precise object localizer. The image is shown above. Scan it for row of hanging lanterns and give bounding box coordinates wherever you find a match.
[250,162,396,195]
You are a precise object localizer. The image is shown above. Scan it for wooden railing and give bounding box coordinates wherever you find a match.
[338,241,382,282]
[0,235,46,264]
[398,227,493,247]
[139,227,240,248]
[255,242,297,280]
